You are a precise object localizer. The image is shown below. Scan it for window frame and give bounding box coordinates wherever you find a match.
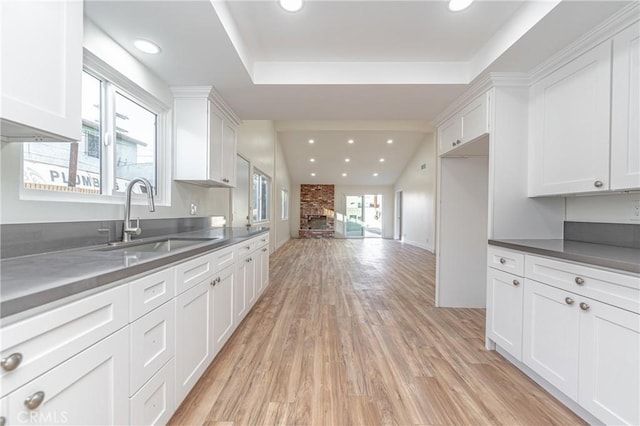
[281,189,289,221]
[252,168,270,224]
[19,51,171,206]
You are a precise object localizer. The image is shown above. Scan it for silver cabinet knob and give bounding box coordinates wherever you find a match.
[499,258,506,264]
[452,142,456,147]
[565,297,574,305]
[594,180,604,188]
[456,139,461,145]
[24,391,45,410]
[0,415,5,426]
[1,353,23,371]
[512,279,520,286]
[246,258,250,263]
[580,302,590,311]
[262,248,268,252]
[575,277,585,285]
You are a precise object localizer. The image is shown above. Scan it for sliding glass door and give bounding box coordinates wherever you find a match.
[345,194,382,238]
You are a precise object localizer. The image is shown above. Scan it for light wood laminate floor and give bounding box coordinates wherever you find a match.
[169,238,585,425]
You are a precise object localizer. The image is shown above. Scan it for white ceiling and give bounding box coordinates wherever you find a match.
[84,0,633,185]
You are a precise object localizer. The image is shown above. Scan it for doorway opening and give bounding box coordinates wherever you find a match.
[345,194,382,238]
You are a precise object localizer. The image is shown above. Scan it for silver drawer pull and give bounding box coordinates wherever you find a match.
[1,353,23,371]
[594,180,603,188]
[565,297,574,305]
[499,258,506,264]
[580,302,590,311]
[0,415,6,426]
[512,279,520,286]
[24,391,45,410]
[575,277,585,285]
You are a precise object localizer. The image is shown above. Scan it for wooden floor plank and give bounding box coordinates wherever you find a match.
[169,238,585,426]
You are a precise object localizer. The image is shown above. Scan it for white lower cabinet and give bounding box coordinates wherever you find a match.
[210,264,235,358]
[578,299,640,426]
[256,245,269,297]
[130,300,175,395]
[234,253,255,324]
[4,327,129,425]
[174,280,211,406]
[523,280,580,400]
[130,359,175,426]
[486,268,523,360]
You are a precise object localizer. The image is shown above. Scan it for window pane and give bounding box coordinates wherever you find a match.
[252,171,270,222]
[114,92,157,193]
[281,189,288,220]
[23,72,102,193]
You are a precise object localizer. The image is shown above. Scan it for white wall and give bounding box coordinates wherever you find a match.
[393,134,437,251]
[274,137,292,250]
[566,193,640,224]
[334,185,395,239]
[236,120,293,252]
[0,19,229,224]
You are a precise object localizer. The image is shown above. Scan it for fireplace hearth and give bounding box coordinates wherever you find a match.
[299,184,335,239]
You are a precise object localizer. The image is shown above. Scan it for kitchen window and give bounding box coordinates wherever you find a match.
[253,170,270,223]
[22,67,167,202]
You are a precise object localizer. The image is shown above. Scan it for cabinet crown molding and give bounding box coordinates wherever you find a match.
[171,85,241,126]
[529,2,639,85]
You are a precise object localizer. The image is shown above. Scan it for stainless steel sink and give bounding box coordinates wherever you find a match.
[96,237,220,253]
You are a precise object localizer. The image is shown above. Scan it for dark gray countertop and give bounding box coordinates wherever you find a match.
[488,239,640,274]
[0,227,269,319]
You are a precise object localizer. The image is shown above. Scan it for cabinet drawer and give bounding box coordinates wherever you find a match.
[525,255,640,314]
[212,246,234,272]
[255,233,269,249]
[3,326,130,425]
[130,358,175,426]
[234,240,255,258]
[129,268,175,322]
[130,300,175,395]
[487,246,524,276]
[175,252,214,295]
[0,284,129,397]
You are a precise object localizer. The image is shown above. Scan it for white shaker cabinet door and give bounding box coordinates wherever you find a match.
[579,299,640,426]
[210,264,236,357]
[174,280,211,406]
[0,0,82,141]
[486,268,524,361]
[4,327,129,425]
[611,23,640,191]
[523,280,580,400]
[529,41,612,196]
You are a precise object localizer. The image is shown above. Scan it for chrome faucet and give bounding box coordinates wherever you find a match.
[122,177,155,243]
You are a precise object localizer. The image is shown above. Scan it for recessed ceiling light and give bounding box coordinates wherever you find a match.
[379,158,385,162]
[348,139,354,144]
[134,39,161,54]
[387,139,393,144]
[342,173,347,177]
[345,158,350,162]
[373,173,379,177]
[448,0,474,12]
[310,158,315,162]
[308,139,314,144]
[311,172,316,177]
[280,0,303,12]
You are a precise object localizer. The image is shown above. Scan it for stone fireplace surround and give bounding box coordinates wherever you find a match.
[299,184,335,238]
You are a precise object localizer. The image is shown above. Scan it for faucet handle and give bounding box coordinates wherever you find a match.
[133,218,141,235]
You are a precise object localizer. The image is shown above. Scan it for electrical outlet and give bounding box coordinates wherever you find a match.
[190,202,197,215]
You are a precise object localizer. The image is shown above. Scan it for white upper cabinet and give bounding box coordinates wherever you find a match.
[438,92,489,156]
[529,21,640,196]
[173,87,239,187]
[0,0,82,142]
[611,23,640,191]
[529,42,612,196]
